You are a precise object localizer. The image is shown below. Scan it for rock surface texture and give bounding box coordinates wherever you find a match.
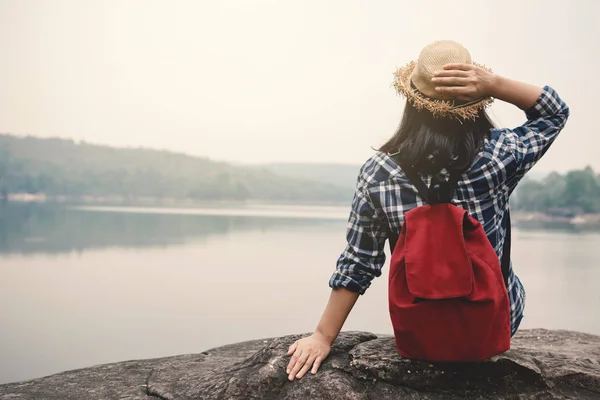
[1,329,599,399]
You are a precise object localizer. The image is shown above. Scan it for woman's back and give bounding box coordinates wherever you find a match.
[329,85,569,337]
[286,40,569,380]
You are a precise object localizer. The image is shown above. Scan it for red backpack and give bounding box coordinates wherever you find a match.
[388,157,511,362]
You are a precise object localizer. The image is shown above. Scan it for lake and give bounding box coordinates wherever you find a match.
[0,202,599,384]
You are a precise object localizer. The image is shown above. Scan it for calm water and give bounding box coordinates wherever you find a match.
[0,203,599,384]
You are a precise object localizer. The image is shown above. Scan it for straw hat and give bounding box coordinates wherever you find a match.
[392,41,493,120]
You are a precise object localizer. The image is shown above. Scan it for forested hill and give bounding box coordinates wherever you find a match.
[514,167,600,214]
[0,134,354,203]
[1,133,597,213]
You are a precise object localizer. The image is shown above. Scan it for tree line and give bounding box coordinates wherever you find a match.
[0,134,352,203]
[1,134,599,213]
[513,167,600,215]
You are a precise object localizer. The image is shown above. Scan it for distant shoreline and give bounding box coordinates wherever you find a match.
[512,211,600,231]
[4,194,600,231]
[0,193,350,208]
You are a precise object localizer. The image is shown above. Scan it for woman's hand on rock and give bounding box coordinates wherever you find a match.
[285,332,331,381]
[431,63,498,101]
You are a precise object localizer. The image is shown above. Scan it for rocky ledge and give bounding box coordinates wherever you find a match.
[1,329,599,400]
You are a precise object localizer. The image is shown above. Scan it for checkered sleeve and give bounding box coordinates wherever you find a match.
[502,86,570,174]
[328,171,388,295]
[508,270,526,336]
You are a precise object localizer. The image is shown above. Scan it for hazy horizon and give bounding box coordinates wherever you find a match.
[1,0,598,171]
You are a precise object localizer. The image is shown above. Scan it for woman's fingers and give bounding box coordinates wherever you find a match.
[295,354,317,379]
[433,70,470,78]
[285,335,331,380]
[431,76,470,86]
[286,349,302,375]
[288,352,309,380]
[434,85,473,95]
[286,342,297,356]
[311,357,323,374]
[435,85,479,102]
[443,63,473,71]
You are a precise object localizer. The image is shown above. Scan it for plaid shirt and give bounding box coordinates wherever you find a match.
[330,86,569,335]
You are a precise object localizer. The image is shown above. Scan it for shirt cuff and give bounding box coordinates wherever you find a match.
[524,85,565,120]
[328,270,370,295]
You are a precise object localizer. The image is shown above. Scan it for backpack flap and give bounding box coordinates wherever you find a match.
[404,204,474,299]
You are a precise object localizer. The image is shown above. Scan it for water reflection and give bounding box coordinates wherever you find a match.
[0,203,346,255]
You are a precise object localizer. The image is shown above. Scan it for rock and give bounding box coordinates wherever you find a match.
[1,329,599,399]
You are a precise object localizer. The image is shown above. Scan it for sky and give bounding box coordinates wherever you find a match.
[0,0,598,172]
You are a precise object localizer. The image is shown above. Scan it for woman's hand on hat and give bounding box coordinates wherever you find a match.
[431,64,496,101]
[285,332,331,381]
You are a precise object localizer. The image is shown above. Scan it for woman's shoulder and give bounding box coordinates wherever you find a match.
[464,128,537,190]
[355,152,404,187]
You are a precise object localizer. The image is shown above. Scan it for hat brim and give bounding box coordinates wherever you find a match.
[392,61,494,120]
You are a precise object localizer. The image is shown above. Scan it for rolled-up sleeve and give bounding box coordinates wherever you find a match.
[328,174,388,295]
[499,86,570,175]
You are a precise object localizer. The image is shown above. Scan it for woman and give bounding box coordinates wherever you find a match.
[286,40,569,380]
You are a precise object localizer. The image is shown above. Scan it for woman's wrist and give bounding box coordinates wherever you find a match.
[487,75,543,110]
[486,73,506,100]
[314,329,336,346]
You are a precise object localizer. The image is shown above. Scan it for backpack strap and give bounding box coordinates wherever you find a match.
[500,211,511,286]
[432,170,462,204]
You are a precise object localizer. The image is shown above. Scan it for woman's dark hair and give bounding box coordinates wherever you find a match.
[378,103,495,175]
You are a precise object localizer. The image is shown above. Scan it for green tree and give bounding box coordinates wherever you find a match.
[561,166,600,213]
